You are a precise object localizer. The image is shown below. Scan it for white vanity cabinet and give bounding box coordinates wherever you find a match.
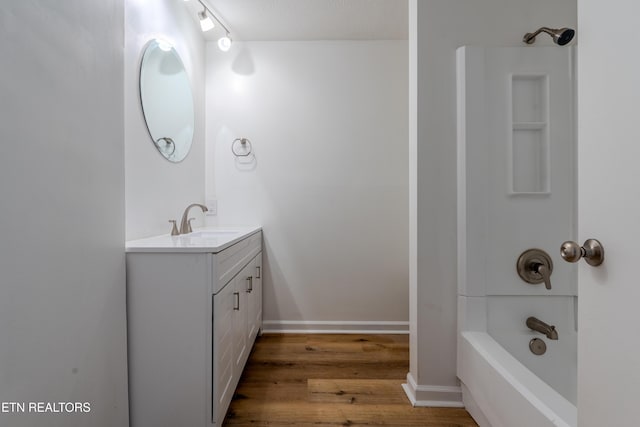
[126,228,262,427]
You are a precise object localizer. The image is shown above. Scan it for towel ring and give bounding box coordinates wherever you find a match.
[155,137,176,156]
[231,138,253,157]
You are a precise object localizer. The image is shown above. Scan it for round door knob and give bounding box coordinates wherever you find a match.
[560,239,604,266]
[559,241,582,262]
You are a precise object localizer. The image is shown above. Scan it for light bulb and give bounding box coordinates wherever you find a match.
[218,35,232,52]
[198,10,215,32]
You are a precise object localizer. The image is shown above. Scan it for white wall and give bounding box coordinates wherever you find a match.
[408,0,576,405]
[125,0,206,240]
[0,2,128,426]
[206,41,409,331]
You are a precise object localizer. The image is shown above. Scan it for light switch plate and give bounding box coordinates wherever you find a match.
[206,199,217,216]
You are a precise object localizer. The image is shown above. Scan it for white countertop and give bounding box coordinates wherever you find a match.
[125,226,262,253]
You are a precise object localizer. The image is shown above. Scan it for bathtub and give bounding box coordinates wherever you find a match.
[458,331,576,427]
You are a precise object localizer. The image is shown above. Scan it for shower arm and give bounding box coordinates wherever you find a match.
[523,27,553,44]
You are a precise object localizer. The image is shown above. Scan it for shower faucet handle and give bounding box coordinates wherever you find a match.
[560,239,605,266]
[534,263,552,290]
[517,249,554,290]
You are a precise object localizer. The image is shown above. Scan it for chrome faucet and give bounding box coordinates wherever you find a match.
[179,203,208,234]
[526,316,558,340]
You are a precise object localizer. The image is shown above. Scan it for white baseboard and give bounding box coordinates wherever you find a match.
[261,320,409,334]
[402,372,464,408]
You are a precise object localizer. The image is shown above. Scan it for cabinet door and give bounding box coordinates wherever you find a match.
[232,270,248,374]
[213,256,261,426]
[213,281,236,425]
[247,253,263,343]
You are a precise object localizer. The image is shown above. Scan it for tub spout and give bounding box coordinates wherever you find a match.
[526,316,558,340]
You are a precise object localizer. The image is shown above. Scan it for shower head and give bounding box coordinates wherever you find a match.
[523,27,575,46]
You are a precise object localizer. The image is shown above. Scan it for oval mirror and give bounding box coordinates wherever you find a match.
[139,39,194,162]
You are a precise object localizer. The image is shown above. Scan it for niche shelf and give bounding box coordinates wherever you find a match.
[509,75,550,195]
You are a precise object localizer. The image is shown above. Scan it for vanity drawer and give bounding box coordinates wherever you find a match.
[212,231,262,294]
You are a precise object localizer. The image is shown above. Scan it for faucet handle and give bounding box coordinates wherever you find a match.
[168,220,179,236]
[187,217,196,233]
[534,263,552,290]
[516,249,553,290]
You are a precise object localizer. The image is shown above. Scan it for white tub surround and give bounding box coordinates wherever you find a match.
[457,45,577,426]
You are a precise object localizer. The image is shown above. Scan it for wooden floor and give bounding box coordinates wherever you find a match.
[223,334,478,427]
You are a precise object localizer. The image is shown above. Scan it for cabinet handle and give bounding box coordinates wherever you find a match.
[246,276,253,293]
[233,292,240,310]
[256,266,261,278]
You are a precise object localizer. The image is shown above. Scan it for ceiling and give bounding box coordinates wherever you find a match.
[185,0,408,42]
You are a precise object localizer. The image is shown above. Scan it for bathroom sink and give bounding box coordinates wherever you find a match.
[186,230,240,239]
[125,226,261,253]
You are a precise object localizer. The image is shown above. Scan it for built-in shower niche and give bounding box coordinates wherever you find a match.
[510,75,550,194]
